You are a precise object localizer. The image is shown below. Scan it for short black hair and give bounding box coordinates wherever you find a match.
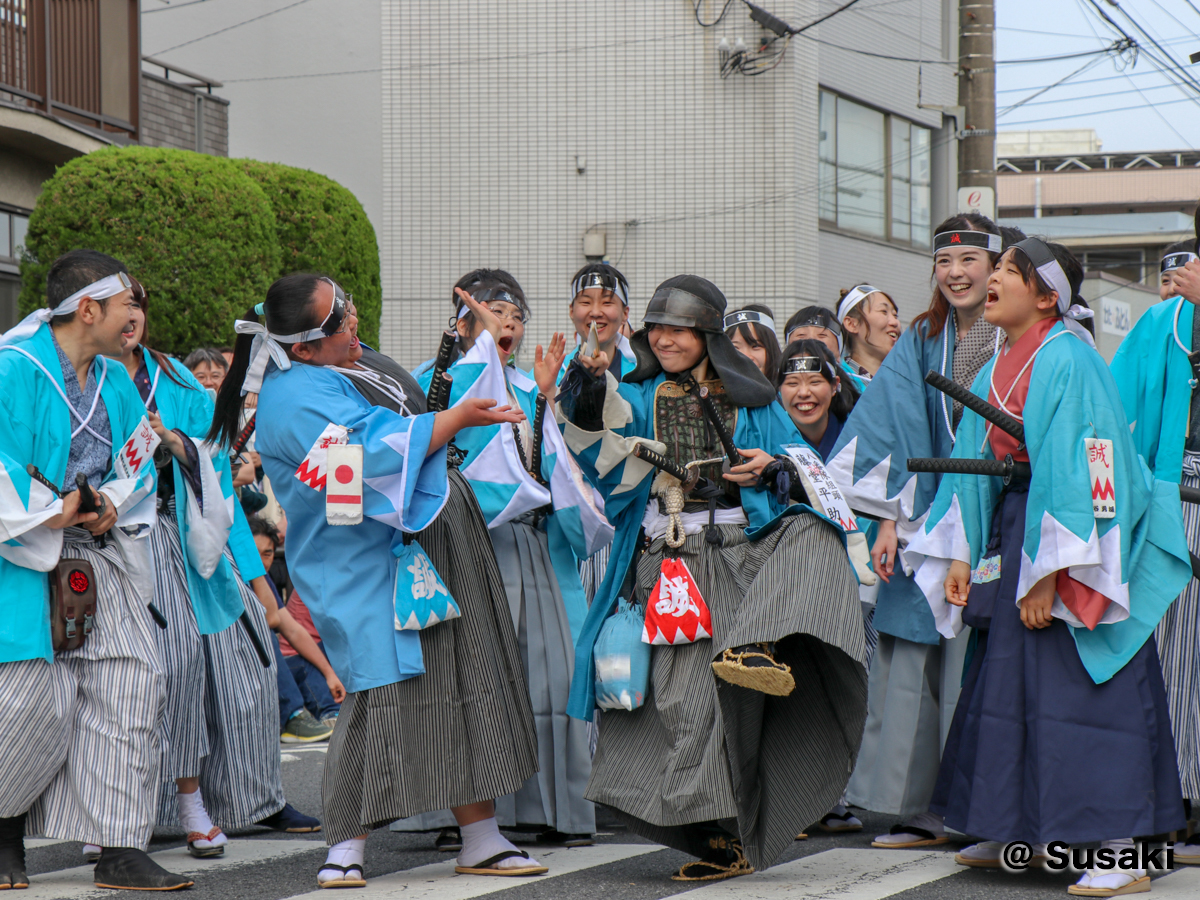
[45,249,128,322]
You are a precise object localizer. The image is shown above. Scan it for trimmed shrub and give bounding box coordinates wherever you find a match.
[235,160,382,349]
[20,146,279,354]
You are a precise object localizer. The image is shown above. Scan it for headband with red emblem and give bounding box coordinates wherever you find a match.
[933,230,1002,255]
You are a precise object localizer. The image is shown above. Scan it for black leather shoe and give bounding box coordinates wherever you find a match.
[0,814,29,889]
[93,847,194,891]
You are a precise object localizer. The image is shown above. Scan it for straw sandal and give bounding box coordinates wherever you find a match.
[711,644,795,696]
[454,850,548,876]
[317,863,366,889]
[672,836,754,882]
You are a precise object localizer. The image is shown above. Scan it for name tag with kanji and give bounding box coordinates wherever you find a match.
[1086,437,1116,519]
[295,423,349,491]
[115,417,161,480]
[782,443,858,532]
[325,443,363,526]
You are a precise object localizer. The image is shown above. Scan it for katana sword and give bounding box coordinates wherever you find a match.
[925,369,1025,444]
[239,611,272,668]
[632,443,700,491]
[230,412,257,460]
[74,472,109,550]
[680,375,740,466]
[906,454,1031,485]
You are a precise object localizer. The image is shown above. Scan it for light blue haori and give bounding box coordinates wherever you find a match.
[827,319,964,645]
[0,322,159,664]
[256,361,449,693]
[142,352,265,635]
[904,321,1192,684]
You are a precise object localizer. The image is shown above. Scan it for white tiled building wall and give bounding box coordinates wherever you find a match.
[382,1,819,366]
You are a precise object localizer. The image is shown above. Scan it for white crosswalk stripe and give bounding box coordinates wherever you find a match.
[673,849,960,899]
[20,838,322,899]
[287,843,659,900]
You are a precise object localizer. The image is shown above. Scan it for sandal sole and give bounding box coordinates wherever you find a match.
[1067,875,1151,897]
[319,880,367,889]
[955,855,1049,869]
[871,837,949,849]
[93,882,195,891]
[710,661,795,696]
[671,866,755,882]
[454,866,548,876]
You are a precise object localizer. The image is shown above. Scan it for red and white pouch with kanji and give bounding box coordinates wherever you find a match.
[642,557,713,645]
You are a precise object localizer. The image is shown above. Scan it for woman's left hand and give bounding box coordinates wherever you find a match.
[1020,573,1056,630]
[723,448,775,485]
[148,411,190,464]
[533,333,567,398]
[455,286,503,344]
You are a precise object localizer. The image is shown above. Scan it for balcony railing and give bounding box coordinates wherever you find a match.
[0,0,138,140]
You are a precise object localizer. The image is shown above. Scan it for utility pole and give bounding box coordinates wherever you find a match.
[957,0,996,207]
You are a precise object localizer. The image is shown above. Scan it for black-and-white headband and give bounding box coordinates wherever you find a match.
[782,355,836,380]
[723,309,776,334]
[572,271,629,307]
[836,285,881,321]
[933,231,1002,255]
[1010,237,1096,348]
[1162,252,1198,275]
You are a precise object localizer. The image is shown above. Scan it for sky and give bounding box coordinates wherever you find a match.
[994,0,1200,152]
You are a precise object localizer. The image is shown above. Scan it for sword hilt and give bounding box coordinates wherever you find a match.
[925,370,1025,445]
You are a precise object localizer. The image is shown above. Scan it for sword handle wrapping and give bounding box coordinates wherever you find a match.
[925,370,1026,445]
[74,473,108,549]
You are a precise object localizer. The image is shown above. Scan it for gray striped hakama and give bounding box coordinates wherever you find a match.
[150,510,286,831]
[23,528,167,849]
[324,471,539,845]
[1156,460,1200,801]
[845,632,968,818]
[148,511,208,782]
[588,513,868,871]
[394,515,596,835]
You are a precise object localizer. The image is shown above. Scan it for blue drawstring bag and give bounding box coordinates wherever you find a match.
[594,597,651,711]
[392,536,460,630]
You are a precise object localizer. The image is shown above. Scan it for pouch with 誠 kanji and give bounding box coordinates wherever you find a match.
[642,557,712,646]
[392,537,460,630]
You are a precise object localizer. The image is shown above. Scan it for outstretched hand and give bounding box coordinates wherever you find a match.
[454,287,503,343]
[458,397,526,428]
[534,333,567,398]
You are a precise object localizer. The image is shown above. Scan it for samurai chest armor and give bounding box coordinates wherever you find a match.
[653,378,739,506]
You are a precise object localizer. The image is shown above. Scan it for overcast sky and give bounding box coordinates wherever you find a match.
[995,0,1200,152]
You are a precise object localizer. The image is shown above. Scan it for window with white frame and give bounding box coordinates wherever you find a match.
[819,90,931,248]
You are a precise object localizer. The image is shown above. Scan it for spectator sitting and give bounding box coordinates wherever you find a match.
[249,513,340,734]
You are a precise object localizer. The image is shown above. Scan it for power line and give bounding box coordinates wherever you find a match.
[1001,92,1198,127]
[150,0,316,55]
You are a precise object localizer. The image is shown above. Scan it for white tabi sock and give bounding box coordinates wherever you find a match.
[457,817,539,870]
[318,838,366,884]
[1075,839,1145,891]
[873,810,944,845]
[177,788,227,849]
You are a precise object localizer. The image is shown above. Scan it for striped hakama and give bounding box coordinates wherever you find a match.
[150,508,285,830]
[1157,460,1200,801]
[323,471,539,845]
[21,529,167,849]
[587,514,867,871]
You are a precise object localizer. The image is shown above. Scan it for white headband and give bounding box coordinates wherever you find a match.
[836,285,881,322]
[572,271,629,307]
[235,319,293,395]
[0,272,132,348]
[1012,238,1096,349]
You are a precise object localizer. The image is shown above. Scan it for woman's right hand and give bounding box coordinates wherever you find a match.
[945,560,971,607]
[871,519,898,583]
[44,489,91,531]
[577,348,610,377]
[454,287,503,343]
[429,399,526,454]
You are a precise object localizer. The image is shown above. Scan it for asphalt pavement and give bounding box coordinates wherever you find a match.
[20,743,1200,900]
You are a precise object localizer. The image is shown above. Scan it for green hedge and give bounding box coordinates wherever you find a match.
[20,147,382,353]
[236,160,381,349]
[19,146,279,354]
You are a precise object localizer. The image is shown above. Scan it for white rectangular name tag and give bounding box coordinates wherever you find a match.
[325,443,363,526]
[115,417,162,480]
[782,443,857,532]
[1086,437,1116,519]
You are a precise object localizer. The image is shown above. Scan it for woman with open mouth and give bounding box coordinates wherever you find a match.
[557,274,870,882]
[825,214,1021,853]
[396,270,610,852]
[836,284,901,383]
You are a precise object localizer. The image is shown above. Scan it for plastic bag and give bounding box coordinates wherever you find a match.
[642,557,712,645]
[393,538,460,630]
[594,597,651,711]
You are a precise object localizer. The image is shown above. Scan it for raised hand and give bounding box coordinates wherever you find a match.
[534,333,567,398]
[577,347,610,377]
[454,286,503,343]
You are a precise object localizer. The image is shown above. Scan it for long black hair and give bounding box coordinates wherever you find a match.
[778,338,860,421]
[724,303,781,379]
[207,272,327,447]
